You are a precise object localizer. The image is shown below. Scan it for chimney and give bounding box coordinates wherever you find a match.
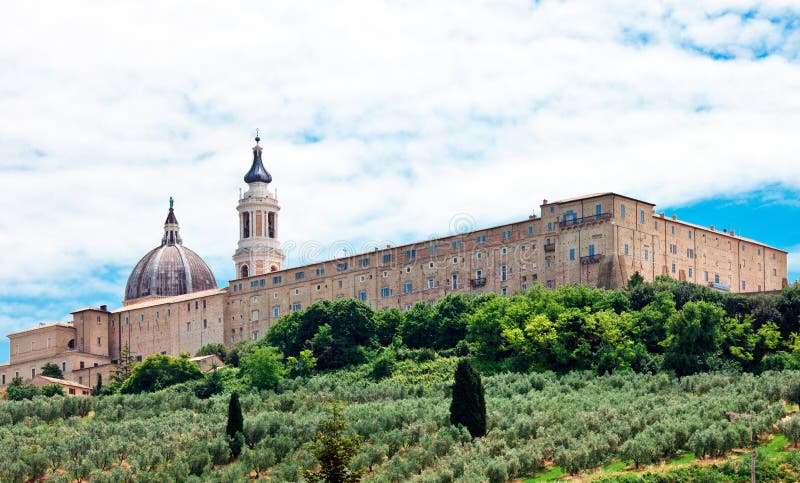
[100,305,108,312]
[710,225,714,231]
[730,230,735,236]
[659,212,665,218]
[671,214,677,220]
[723,229,727,233]
[542,199,548,205]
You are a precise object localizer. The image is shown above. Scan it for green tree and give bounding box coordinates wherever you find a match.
[449,359,486,438]
[286,348,317,378]
[41,384,65,397]
[301,404,365,483]
[374,308,403,347]
[195,342,228,364]
[111,342,136,387]
[226,392,244,459]
[662,301,724,376]
[779,413,800,448]
[6,376,40,401]
[240,345,285,391]
[92,373,103,396]
[40,362,64,379]
[193,366,224,399]
[119,354,203,394]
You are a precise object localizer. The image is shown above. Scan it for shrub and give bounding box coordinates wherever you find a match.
[449,360,486,438]
[41,384,65,397]
[226,392,244,459]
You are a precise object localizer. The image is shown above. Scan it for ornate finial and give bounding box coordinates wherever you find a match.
[255,128,260,144]
[169,196,174,210]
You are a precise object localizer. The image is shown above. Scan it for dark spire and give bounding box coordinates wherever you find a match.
[162,198,182,246]
[244,133,273,184]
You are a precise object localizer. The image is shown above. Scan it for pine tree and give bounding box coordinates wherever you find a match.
[40,362,64,379]
[226,392,244,459]
[111,342,136,386]
[301,404,364,483]
[449,359,486,438]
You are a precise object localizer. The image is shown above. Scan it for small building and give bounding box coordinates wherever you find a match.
[189,355,225,373]
[31,375,92,396]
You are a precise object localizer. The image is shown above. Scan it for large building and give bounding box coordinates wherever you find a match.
[0,136,789,389]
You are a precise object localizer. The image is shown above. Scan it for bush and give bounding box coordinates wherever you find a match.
[119,354,204,394]
[449,359,486,438]
[41,384,65,398]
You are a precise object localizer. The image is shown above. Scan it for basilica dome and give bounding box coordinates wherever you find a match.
[124,201,217,302]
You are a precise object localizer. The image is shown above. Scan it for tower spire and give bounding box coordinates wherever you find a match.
[244,131,272,184]
[162,197,182,246]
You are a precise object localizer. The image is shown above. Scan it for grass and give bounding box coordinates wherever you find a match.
[527,466,564,482]
[665,452,696,466]
[760,434,788,458]
[601,459,632,473]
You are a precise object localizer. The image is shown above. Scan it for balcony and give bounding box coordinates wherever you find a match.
[580,254,604,265]
[470,277,487,288]
[708,282,731,292]
[544,243,556,252]
[559,212,612,229]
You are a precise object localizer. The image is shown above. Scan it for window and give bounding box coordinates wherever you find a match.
[640,210,645,224]
[569,248,575,261]
[404,282,413,294]
[31,368,36,379]
[251,310,259,321]
[501,287,508,296]
[687,248,695,259]
[383,253,394,263]
[336,262,348,271]
[273,306,280,318]
[381,287,390,297]
[671,263,676,274]
[429,245,439,255]
[773,253,776,260]
[452,257,458,264]
[703,271,709,282]
[141,314,145,321]
[774,268,778,276]
[452,240,462,250]
[274,292,279,299]
[654,221,659,231]
[315,267,325,276]
[294,288,301,295]
[156,311,160,319]
[476,252,482,260]
[203,319,208,329]
[688,268,693,278]
[546,259,552,269]
[295,271,305,280]
[547,222,552,231]
[620,204,626,218]
[522,284,528,291]
[758,248,761,255]
[452,273,458,289]
[316,284,321,291]
[250,280,258,289]
[624,243,629,256]
[253,331,259,340]
[742,245,746,252]
[97,337,101,346]
[382,270,389,277]
[644,249,649,261]
[359,275,366,282]
[1,375,4,385]
[528,225,534,235]
[252,296,259,303]
[501,230,512,241]
[669,244,677,254]
[501,247,508,255]
[359,290,367,301]
[338,280,343,288]
[550,206,555,213]
[291,303,301,312]
[259,279,266,287]
[358,258,370,267]
[427,278,435,289]
[476,235,487,244]
[596,204,602,216]
[405,266,412,273]
[714,273,720,284]
[186,322,191,332]
[428,261,434,269]
[742,280,747,291]
[61,362,66,372]
[272,275,282,284]
[405,249,417,259]
[688,230,692,239]
[501,265,508,281]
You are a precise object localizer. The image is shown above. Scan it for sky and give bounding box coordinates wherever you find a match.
[1,1,800,363]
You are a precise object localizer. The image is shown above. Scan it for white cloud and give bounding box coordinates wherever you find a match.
[1,0,800,344]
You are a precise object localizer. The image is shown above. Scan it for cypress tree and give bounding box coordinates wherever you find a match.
[226,392,244,458]
[449,359,486,438]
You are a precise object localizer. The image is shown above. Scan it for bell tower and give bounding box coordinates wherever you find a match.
[232,134,285,278]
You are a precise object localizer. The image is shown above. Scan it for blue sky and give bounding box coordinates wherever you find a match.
[1,1,800,363]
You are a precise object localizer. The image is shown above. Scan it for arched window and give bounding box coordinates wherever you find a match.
[270,265,278,272]
[67,339,75,350]
[242,212,251,238]
[241,265,249,278]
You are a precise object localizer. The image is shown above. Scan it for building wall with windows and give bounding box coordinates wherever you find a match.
[1,192,788,390]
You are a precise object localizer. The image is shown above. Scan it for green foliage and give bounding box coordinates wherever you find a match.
[301,404,365,483]
[662,301,724,375]
[6,376,40,401]
[41,384,65,397]
[226,392,244,459]
[40,362,64,379]
[195,342,228,363]
[111,342,136,387]
[119,354,204,394]
[193,367,225,399]
[779,413,800,447]
[449,359,486,438]
[369,349,397,381]
[240,345,285,391]
[287,349,317,378]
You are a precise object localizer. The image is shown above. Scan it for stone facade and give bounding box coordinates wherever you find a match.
[0,142,789,392]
